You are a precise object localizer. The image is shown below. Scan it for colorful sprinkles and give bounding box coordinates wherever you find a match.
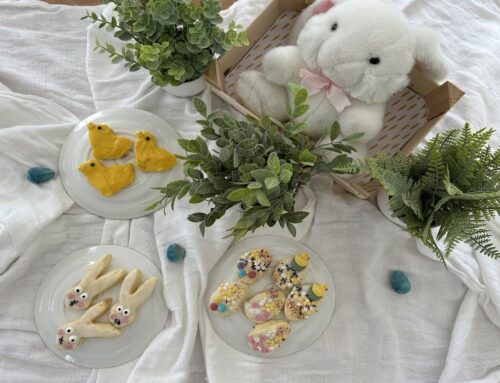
[237,248,272,284]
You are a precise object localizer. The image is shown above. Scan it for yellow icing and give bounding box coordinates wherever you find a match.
[134,131,176,172]
[87,122,132,159]
[78,159,135,196]
[294,253,309,267]
[312,283,328,297]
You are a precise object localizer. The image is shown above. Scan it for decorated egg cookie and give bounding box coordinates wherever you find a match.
[244,287,285,323]
[272,253,310,290]
[77,158,135,197]
[284,283,328,321]
[247,320,291,354]
[64,254,127,310]
[208,281,248,316]
[87,122,132,159]
[56,299,121,350]
[134,131,177,172]
[237,248,272,284]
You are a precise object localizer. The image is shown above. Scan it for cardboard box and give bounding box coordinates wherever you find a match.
[205,0,464,199]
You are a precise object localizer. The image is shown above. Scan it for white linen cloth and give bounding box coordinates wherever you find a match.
[0,0,499,383]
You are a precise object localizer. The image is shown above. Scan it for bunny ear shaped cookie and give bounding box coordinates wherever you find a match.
[109,269,158,328]
[64,254,127,310]
[56,298,121,350]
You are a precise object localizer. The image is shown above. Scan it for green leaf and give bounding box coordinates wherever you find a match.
[283,211,309,223]
[193,97,207,117]
[251,169,275,182]
[227,188,250,201]
[342,132,365,142]
[329,121,341,141]
[267,152,280,175]
[187,168,203,180]
[248,182,262,189]
[294,104,309,118]
[294,87,308,106]
[286,221,297,237]
[298,149,317,164]
[255,190,271,206]
[187,212,206,222]
[265,176,280,190]
[189,195,205,204]
[279,168,293,183]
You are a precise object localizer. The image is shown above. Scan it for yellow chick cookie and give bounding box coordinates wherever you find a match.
[87,122,133,159]
[78,159,135,197]
[134,131,176,172]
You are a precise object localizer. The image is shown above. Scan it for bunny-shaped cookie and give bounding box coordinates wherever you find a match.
[65,254,127,310]
[56,298,121,350]
[109,269,158,328]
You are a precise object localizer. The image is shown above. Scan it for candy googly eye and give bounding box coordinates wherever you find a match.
[116,306,123,313]
[69,335,78,343]
[80,292,88,300]
[145,136,151,141]
[65,327,74,334]
[122,308,131,317]
[74,286,82,293]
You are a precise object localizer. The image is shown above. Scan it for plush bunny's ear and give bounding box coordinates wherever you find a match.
[412,27,448,81]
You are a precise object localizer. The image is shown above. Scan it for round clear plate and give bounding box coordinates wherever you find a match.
[34,245,167,368]
[59,108,183,219]
[204,235,335,357]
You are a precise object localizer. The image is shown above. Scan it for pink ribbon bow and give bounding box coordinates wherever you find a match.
[298,68,351,113]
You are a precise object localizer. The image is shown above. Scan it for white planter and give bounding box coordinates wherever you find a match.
[376,189,405,227]
[164,76,206,97]
[377,189,441,261]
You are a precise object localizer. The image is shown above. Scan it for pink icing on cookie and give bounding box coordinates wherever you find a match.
[66,292,75,299]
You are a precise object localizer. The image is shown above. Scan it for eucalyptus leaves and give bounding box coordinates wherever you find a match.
[82,0,248,86]
[150,85,361,240]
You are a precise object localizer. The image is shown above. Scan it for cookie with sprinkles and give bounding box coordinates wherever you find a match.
[272,253,310,290]
[247,320,291,354]
[244,287,286,324]
[284,283,328,321]
[208,281,248,317]
[236,248,272,284]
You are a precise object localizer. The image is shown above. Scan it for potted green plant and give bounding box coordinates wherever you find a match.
[148,84,362,240]
[367,124,500,263]
[82,0,248,97]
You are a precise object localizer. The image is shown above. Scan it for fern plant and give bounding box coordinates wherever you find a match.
[149,84,361,240]
[367,123,500,263]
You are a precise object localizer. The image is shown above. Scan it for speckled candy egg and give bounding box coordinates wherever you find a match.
[237,248,272,284]
[284,283,328,321]
[244,288,285,323]
[208,281,248,317]
[247,320,291,354]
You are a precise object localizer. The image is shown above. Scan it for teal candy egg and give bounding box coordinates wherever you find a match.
[390,270,411,294]
[27,167,56,184]
[217,303,226,312]
[238,269,246,277]
[166,244,185,262]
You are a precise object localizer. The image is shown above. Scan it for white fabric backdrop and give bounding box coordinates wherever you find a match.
[0,0,499,382]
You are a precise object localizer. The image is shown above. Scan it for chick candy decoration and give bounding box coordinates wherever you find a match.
[87,122,133,159]
[77,159,135,197]
[134,131,176,172]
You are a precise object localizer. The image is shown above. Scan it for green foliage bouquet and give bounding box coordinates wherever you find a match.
[367,124,500,262]
[82,0,248,86]
[149,85,361,240]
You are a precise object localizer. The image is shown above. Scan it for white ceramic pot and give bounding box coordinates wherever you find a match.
[376,189,405,227]
[164,76,206,97]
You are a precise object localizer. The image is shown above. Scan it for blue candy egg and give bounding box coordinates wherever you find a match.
[238,269,246,277]
[27,167,56,184]
[390,270,411,294]
[217,303,226,312]
[166,244,186,262]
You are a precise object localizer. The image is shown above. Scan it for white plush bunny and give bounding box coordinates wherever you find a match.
[56,298,121,350]
[109,269,158,328]
[236,0,448,160]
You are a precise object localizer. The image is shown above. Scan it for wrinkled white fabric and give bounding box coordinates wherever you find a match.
[0,0,499,383]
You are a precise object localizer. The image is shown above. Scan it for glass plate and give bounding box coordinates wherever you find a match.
[34,245,167,368]
[204,235,335,357]
[59,108,183,219]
